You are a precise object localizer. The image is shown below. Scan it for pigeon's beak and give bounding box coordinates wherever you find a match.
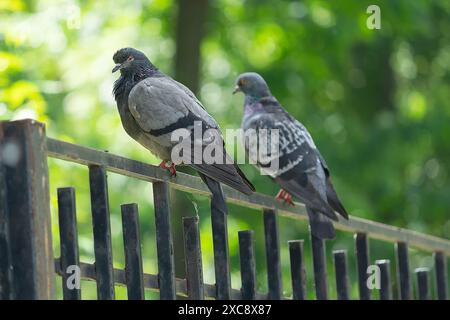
[232,85,241,94]
[112,63,122,73]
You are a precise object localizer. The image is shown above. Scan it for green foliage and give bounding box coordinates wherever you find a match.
[1,0,449,299]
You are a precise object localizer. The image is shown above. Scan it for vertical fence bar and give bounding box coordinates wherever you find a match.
[121,203,144,300]
[239,230,256,300]
[355,232,370,300]
[57,187,81,300]
[153,181,176,300]
[333,250,350,300]
[89,165,115,300]
[289,240,306,300]
[434,251,447,300]
[0,119,55,299]
[415,268,430,300]
[210,194,231,300]
[311,234,328,300]
[264,209,282,300]
[0,165,12,299]
[376,260,391,300]
[396,241,411,300]
[183,216,204,300]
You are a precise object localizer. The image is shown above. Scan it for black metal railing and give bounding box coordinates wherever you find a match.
[0,119,448,300]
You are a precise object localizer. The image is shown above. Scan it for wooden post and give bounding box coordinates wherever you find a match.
[0,119,55,299]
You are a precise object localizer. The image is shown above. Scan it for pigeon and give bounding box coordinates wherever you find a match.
[234,72,348,239]
[112,48,255,216]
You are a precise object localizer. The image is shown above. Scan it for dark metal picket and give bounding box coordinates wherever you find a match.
[89,165,115,300]
[182,216,204,300]
[434,251,448,300]
[355,232,371,300]
[415,268,429,300]
[121,203,145,300]
[0,120,449,301]
[311,234,328,300]
[396,241,411,300]
[333,250,350,300]
[211,199,231,300]
[238,230,257,300]
[288,240,306,300]
[57,187,81,300]
[153,182,176,300]
[376,260,391,300]
[0,165,12,300]
[263,209,282,300]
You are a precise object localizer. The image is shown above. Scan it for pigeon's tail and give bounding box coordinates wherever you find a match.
[306,206,336,240]
[198,172,228,216]
[191,163,255,196]
[326,178,349,220]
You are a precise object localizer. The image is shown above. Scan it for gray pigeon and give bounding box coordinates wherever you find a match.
[234,72,348,239]
[112,48,255,216]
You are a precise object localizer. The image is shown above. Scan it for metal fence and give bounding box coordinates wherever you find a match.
[0,119,448,300]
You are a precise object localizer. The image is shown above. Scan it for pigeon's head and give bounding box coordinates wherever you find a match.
[112,47,153,75]
[233,72,271,98]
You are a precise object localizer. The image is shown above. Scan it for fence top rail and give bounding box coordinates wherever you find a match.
[47,138,450,255]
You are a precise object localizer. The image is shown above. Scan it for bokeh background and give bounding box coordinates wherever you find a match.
[1,0,449,299]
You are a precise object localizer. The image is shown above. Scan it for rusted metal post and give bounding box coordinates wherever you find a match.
[0,119,55,299]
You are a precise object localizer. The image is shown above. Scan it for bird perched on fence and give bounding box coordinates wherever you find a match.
[112,48,255,216]
[234,72,348,239]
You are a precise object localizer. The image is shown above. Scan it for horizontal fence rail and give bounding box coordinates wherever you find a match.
[47,138,450,255]
[1,120,449,300]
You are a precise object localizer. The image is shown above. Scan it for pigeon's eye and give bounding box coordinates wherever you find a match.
[239,79,247,86]
[127,56,134,62]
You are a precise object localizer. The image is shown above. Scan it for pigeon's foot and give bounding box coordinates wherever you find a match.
[275,189,295,206]
[159,161,177,177]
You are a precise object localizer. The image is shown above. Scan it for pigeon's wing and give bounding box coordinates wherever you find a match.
[295,122,348,219]
[315,150,348,219]
[128,77,255,195]
[243,97,338,220]
[128,77,213,133]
